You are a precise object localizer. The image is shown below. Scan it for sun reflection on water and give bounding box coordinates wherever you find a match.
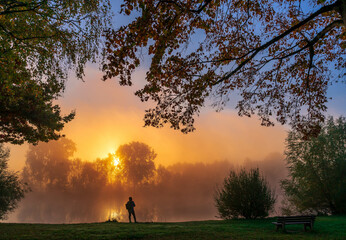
[107,209,122,222]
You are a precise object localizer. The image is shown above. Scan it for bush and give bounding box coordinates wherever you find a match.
[215,168,276,219]
[0,144,26,219]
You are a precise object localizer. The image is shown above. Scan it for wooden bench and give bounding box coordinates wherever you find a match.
[272,215,316,231]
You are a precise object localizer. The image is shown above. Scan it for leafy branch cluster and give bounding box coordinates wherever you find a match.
[0,0,111,144]
[103,0,345,137]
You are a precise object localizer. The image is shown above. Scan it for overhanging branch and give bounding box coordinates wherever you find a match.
[213,1,342,86]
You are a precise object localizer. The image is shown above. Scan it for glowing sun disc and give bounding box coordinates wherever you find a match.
[112,156,120,167]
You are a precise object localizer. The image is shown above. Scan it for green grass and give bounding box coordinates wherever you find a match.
[1,216,345,240]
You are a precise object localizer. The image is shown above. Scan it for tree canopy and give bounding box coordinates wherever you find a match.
[103,0,345,137]
[281,116,346,215]
[22,137,76,190]
[20,138,110,222]
[116,141,157,186]
[0,0,111,144]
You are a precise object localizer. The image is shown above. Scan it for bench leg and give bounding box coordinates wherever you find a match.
[304,223,312,231]
[276,225,281,231]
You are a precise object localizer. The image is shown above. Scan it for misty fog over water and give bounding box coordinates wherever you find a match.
[7,139,286,223]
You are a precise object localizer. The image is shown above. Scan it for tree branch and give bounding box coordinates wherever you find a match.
[190,0,213,13]
[0,1,43,16]
[212,1,342,86]
[158,0,212,14]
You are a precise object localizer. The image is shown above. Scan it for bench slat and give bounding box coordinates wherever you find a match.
[272,215,316,231]
[274,222,312,225]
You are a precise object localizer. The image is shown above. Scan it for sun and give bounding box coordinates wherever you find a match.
[112,156,120,168]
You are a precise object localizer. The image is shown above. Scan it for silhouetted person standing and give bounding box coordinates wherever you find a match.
[126,197,137,223]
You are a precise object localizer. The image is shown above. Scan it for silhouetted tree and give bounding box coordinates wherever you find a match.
[116,142,157,186]
[281,116,346,215]
[215,168,276,219]
[19,138,111,223]
[0,144,26,219]
[95,154,122,183]
[0,0,111,144]
[22,138,76,190]
[103,0,345,138]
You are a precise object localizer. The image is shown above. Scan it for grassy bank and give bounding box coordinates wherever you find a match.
[0,216,345,240]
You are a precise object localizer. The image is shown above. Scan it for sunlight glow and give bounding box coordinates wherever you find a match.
[112,156,120,168]
[110,211,120,219]
[107,209,121,222]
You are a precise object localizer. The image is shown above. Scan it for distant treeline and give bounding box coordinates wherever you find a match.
[16,139,286,223]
